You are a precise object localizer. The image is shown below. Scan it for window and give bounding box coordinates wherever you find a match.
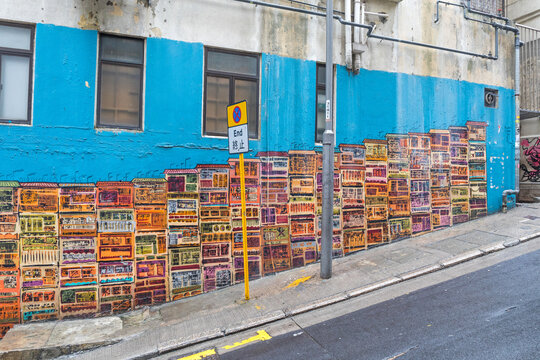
[97,34,144,130]
[315,64,327,143]
[204,48,259,138]
[0,22,34,125]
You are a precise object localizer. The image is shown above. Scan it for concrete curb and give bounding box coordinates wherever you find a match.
[479,241,506,254]
[346,277,402,298]
[519,231,540,243]
[439,249,484,268]
[398,264,442,281]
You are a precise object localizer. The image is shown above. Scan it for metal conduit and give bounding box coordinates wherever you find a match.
[234,0,499,60]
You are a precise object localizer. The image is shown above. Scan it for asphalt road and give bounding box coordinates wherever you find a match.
[169,247,540,360]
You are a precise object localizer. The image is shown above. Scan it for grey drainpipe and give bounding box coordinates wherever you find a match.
[511,30,522,197]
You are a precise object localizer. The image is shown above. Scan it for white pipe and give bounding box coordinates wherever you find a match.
[353,0,362,72]
[345,0,352,70]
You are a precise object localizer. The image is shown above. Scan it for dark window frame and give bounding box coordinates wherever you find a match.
[203,47,260,139]
[96,33,145,131]
[0,21,35,125]
[315,63,333,144]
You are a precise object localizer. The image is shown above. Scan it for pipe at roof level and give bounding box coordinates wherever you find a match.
[345,0,352,70]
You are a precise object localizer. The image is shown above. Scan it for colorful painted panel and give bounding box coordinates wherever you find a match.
[134,207,167,231]
[60,237,96,264]
[135,232,167,257]
[60,286,98,319]
[197,165,229,206]
[258,152,289,178]
[165,169,199,193]
[21,288,58,322]
[59,264,98,287]
[261,204,288,226]
[167,193,198,227]
[364,140,388,162]
[99,283,134,315]
[411,213,432,235]
[288,151,316,176]
[0,182,19,214]
[96,182,133,208]
[59,213,97,237]
[342,228,366,253]
[0,297,19,328]
[0,268,19,298]
[202,263,232,292]
[21,265,58,290]
[97,233,134,261]
[339,144,366,166]
[19,184,58,213]
[0,237,19,269]
[229,159,261,205]
[135,258,167,306]
[97,209,135,233]
[233,255,262,283]
[59,184,96,213]
[262,227,291,275]
[201,242,231,265]
[388,217,412,240]
[466,121,487,141]
[170,269,202,300]
[132,178,167,206]
[168,227,199,247]
[0,214,18,234]
[291,239,317,268]
[98,261,134,285]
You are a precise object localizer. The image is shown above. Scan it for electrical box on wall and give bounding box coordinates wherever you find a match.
[484,88,499,108]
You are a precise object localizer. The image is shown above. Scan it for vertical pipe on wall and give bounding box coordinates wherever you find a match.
[321,0,334,280]
[515,31,521,193]
[345,0,352,70]
[353,0,362,73]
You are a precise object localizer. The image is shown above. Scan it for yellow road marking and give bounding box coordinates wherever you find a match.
[284,276,311,289]
[221,330,272,350]
[177,349,216,360]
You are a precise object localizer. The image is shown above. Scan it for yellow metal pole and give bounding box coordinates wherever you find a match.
[239,153,250,300]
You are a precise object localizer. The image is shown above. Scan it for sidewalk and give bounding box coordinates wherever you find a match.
[2,204,540,360]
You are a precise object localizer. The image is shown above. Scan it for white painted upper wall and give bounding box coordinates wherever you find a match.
[507,0,540,28]
[0,0,516,88]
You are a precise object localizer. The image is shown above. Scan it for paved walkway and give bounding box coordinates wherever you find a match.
[1,204,540,360]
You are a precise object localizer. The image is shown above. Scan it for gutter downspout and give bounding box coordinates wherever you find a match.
[353,0,362,73]
[514,31,521,194]
[345,0,352,70]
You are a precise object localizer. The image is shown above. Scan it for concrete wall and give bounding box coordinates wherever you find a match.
[507,0,540,28]
[0,0,515,87]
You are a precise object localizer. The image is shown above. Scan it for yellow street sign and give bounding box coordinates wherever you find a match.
[227,100,248,128]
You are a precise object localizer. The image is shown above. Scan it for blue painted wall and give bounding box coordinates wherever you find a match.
[0,24,515,213]
[336,68,515,213]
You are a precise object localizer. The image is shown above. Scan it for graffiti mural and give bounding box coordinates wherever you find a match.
[0,124,490,338]
[520,137,540,182]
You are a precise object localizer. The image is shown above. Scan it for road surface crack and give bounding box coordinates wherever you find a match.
[385,345,418,360]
